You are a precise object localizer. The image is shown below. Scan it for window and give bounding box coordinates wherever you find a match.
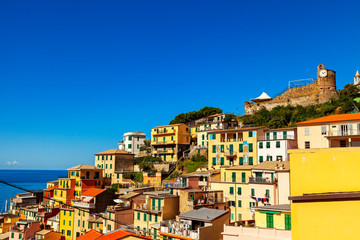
[241,172,246,183]
[259,156,263,163]
[224,172,226,181]
[228,201,235,207]
[212,145,216,153]
[266,213,274,228]
[232,172,236,182]
[212,157,216,165]
[220,157,224,165]
[238,200,242,207]
[249,131,253,137]
[220,145,224,152]
[267,156,273,161]
[340,140,346,147]
[249,143,253,152]
[155,215,158,222]
[11,233,14,238]
[249,202,256,208]
[231,213,234,220]
[266,132,270,140]
[304,127,309,136]
[129,136,132,140]
[110,164,112,169]
[266,142,270,148]
[251,188,255,196]
[259,142,263,148]
[69,220,71,226]
[137,212,140,220]
[149,214,152,221]
[239,157,244,165]
[285,214,291,230]
[143,213,147,221]
[237,187,242,195]
[265,189,270,198]
[239,144,243,152]
[249,157,253,165]
[67,230,71,237]
[305,141,310,149]
[78,220,80,226]
[229,187,234,195]
[276,141,280,148]
[273,132,277,140]
[128,144,132,148]
[283,131,287,139]
[137,144,139,149]
[238,214,242,221]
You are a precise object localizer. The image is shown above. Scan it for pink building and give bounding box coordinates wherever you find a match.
[9,221,41,240]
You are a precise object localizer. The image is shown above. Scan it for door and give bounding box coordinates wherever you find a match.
[266,213,274,228]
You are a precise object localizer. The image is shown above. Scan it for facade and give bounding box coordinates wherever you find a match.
[142,172,162,188]
[151,123,191,162]
[296,112,360,149]
[47,214,60,232]
[222,225,291,240]
[59,209,75,240]
[9,221,41,240]
[254,204,291,230]
[288,147,360,240]
[207,127,268,169]
[0,214,20,234]
[257,128,297,163]
[95,149,135,184]
[119,132,146,157]
[133,192,179,237]
[158,208,230,240]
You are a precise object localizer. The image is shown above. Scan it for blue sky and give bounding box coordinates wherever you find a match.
[1,0,359,169]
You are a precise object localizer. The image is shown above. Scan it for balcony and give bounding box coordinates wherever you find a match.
[224,151,237,157]
[72,201,95,209]
[249,177,276,184]
[327,129,360,137]
[160,221,199,239]
[153,129,176,135]
[167,181,188,188]
[152,140,176,145]
[220,138,243,142]
[155,149,175,154]
[257,135,295,141]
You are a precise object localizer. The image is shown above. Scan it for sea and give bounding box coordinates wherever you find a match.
[0,169,67,212]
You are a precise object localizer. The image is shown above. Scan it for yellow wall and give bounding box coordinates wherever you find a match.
[289,147,360,196]
[292,200,360,240]
[255,210,290,230]
[59,209,74,240]
[208,129,263,169]
[297,125,328,149]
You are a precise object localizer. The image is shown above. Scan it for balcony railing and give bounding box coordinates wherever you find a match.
[257,135,295,141]
[153,140,176,145]
[220,138,243,142]
[153,129,175,135]
[327,129,360,137]
[167,181,188,188]
[249,177,276,184]
[72,201,95,209]
[224,151,237,156]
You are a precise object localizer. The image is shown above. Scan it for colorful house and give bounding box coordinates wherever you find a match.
[288,147,360,240]
[151,123,191,162]
[254,204,291,230]
[59,208,75,240]
[207,127,268,169]
[9,220,41,240]
[0,214,20,233]
[296,112,360,149]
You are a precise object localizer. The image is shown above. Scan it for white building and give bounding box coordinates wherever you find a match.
[354,70,360,86]
[257,128,297,164]
[118,132,146,157]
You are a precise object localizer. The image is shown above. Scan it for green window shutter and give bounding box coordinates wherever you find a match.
[110,164,112,169]
[283,131,287,139]
[238,200,242,207]
[231,213,234,220]
[259,142,263,148]
[171,136,174,140]
[239,144,243,152]
[251,188,255,196]
[128,144,132,148]
[285,214,291,230]
[78,220,80,227]
[213,134,216,139]
[149,214,152,221]
[273,132,277,140]
[266,132,270,140]
[266,142,270,148]
[266,189,270,198]
[229,187,234,195]
[190,194,194,200]
[220,145,224,152]
[137,212,140,220]
[259,156,263,163]
[249,131,253,137]
[158,199,161,211]
[143,213,147,221]
[212,145,216,153]
[212,157,216,165]
[239,157,244,165]
[249,143,253,152]
[276,141,280,148]
[129,136,132,140]
[237,187,242,195]
[220,157,224,165]
[155,215,158,222]
[241,172,246,183]
[249,157,253,165]
[232,172,236,182]
[267,213,274,228]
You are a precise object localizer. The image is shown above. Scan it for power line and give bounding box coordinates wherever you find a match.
[0,180,171,240]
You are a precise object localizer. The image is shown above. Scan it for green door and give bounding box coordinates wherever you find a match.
[285,214,291,230]
[266,213,274,228]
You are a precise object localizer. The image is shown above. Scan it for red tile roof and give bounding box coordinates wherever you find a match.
[77,229,103,240]
[82,188,106,197]
[296,113,360,126]
[96,229,151,240]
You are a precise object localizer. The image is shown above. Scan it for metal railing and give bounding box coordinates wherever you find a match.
[249,177,276,184]
[327,129,360,136]
[224,151,237,156]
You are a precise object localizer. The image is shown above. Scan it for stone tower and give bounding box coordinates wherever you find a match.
[354,70,360,86]
[315,64,338,104]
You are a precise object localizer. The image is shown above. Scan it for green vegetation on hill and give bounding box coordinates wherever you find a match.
[241,84,360,129]
[169,106,222,124]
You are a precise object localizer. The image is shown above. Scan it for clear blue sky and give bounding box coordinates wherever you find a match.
[1,0,359,169]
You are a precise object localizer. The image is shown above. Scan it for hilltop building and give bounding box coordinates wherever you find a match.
[354,70,360,85]
[118,132,146,157]
[245,64,338,115]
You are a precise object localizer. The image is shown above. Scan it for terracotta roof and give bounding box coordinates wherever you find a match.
[67,165,98,170]
[82,188,106,197]
[120,192,140,200]
[296,113,360,126]
[207,126,268,134]
[77,229,103,240]
[36,230,52,235]
[43,232,62,240]
[96,229,151,240]
[95,149,134,155]
[252,161,290,172]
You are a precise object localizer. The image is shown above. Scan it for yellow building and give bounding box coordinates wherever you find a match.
[95,149,135,184]
[151,123,191,162]
[143,172,162,187]
[133,191,179,237]
[59,208,75,240]
[210,165,254,223]
[207,127,268,169]
[289,147,360,240]
[254,204,291,230]
[296,112,360,149]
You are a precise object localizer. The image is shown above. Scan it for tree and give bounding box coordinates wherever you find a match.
[169,106,222,124]
[140,139,151,151]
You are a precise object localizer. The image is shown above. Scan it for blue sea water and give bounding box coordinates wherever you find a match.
[0,169,67,212]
